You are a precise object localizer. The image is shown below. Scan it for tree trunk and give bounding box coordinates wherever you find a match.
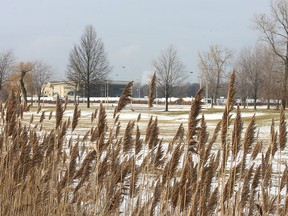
[211,96,214,108]
[277,98,280,110]
[242,97,246,109]
[165,95,168,111]
[87,86,90,108]
[253,98,257,110]
[267,98,270,109]
[38,94,41,107]
[213,96,217,106]
[74,92,77,105]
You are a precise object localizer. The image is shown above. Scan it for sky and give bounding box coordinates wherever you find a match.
[0,0,271,84]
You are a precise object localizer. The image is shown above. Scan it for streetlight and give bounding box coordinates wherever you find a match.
[122,66,133,81]
[198,76,202,89]
[104,80,109,107]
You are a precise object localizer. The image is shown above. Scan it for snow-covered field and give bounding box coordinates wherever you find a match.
[12,101,287,215]
[29,102,279,145]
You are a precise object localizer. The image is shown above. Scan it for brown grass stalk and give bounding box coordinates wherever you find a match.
[123,121,135,155]
[279,105,287,150]
[187,88,204,152]
[71,103,81,132]
[55,94,63,129]
[113,81,133,118]
[39,111,45,123]
[1,71,288,215]
[232,105,243,159]
[148,72,156,108]
[221,71,236,171]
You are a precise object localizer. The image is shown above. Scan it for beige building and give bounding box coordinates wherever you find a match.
[43,81,76,98]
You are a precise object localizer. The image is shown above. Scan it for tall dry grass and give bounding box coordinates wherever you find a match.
[0,73,287,215]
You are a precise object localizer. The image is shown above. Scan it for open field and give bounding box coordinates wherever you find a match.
[27,102,281,144]
[28,102,279,128]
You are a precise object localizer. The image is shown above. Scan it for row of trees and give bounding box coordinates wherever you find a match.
[1,0,287,111]
[137,0,288,111]
[65,26,189,111]
[197,0,288,110]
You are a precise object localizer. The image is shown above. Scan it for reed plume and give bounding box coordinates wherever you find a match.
[221,71,236,171]
[171,123,184,146]
[271,118,278,157]
[148,72,156,108]
[146,117,159,150]
[6,90,18,136]
[113,81,133,118]
[55,94,63,129]
[71,103,81,132]
[149,181,162,216]
[36,105,41,114]
[137,113,141,122]
[162,143,182,186]
[39,111,45,123]
[187,87,204,152]
[154,139,165,168]
[49,110,53,120]
[135,125,142,155]
[251,141,262,160]
[123,121,135,154]
[232,105,243,159]
[279,105,287,150]
[97,103,107,137]
[239,115,256,174]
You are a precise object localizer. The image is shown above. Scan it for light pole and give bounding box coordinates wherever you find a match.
[105,80,109,107]
[122,66,133,81]
[189,72,193,98]
[198,76,202,89]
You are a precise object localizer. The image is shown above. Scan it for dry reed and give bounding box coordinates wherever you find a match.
[113,81,133,118]
[0,71,287,215]
[148,72,156,108]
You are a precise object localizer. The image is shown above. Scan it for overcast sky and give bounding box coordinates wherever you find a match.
[0,0,270,83]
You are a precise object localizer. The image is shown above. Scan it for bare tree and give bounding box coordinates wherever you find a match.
[198,45,233,107]
[260,48,282,109]
[0,50,15,90]
[30,61,53,106]
[66,25,111,108]
[254,0,288,108]
[235,67,250,108]
[153,45,186,111]
[236,45,276,110]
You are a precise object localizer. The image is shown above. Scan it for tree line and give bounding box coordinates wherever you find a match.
[193,0,288,110]
[1,0,287,111]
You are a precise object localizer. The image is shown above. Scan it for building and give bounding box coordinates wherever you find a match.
[43,81,76,98]
[43,80,129,98]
